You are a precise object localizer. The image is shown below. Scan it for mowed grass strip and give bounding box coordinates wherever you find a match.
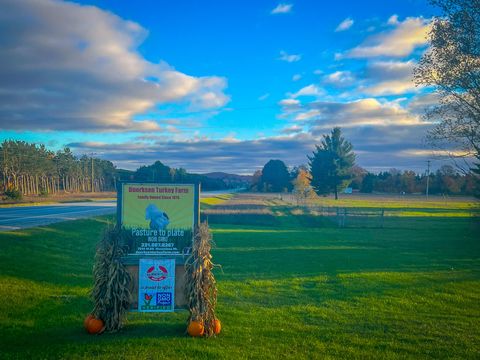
[300,193,479,210]
[200,194,233,207]
[0,207,479,358]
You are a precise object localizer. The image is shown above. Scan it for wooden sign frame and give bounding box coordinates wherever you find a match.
[116,181,200,311]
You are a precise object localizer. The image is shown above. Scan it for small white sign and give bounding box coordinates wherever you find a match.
[138,258,175,312]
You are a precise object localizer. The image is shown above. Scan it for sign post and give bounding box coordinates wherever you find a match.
[117,182,200,311]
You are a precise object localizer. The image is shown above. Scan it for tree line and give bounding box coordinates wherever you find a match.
[251,128,479,198]
[353,166,477,196]
[117,161,247,191]
[1,140,116,197]
[251,128,357,199]
[0,140,247,199]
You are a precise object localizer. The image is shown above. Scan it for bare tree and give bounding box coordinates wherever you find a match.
[414,0,480,168]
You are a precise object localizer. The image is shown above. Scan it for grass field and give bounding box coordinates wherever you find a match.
[0,194,479,359]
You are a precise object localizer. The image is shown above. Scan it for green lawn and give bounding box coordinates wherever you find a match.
[0,196,479,359]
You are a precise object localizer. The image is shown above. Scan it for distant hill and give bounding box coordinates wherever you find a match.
[201,172,252,187]
[115,166,251,190]
[202,172,252,181]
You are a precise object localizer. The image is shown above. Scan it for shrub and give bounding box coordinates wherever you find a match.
[4,187,22,200]
[39,189,49,197]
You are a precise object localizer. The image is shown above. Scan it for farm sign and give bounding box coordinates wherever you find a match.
[118,183,199,256]
[138,258,175,312]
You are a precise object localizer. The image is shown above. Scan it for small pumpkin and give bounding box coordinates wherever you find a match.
[85,315,104,334]
[187,320,204,337]
[83,314,94,329]
[213,318,221,335]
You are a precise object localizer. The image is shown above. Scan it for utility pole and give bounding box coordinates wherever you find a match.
[426,160,430,199]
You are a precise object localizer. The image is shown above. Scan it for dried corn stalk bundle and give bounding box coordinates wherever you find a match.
[185,221,218,337]
[92,225,131,332]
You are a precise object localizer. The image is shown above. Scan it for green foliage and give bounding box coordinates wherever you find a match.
[0,140,117,195]
[308,127,355,199]
[38,188,49,197]
[260,159,291,192]
[92,225,131,332]
[360,173,375,193]
[4,187,22,200]
[126,160,246,191]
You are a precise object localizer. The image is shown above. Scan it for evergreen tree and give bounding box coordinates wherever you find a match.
[360,173,376,193]
[308,127,355,200]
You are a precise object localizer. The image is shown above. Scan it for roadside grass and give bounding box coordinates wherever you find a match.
[0,192,117,207]
[0,195,479,358]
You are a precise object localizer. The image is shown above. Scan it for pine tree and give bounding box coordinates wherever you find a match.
[308,127,355,200]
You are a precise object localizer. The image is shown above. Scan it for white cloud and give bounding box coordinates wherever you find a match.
[313,69,323,75]
[67,120,443,173]
[281,125,303,134]
[285,98,424,129]
[271,3,293,14]
[295,109,321,121]
[279,50,302,62]
[407,93,441,114]
[258,93,270,101]
[323,71,355,87]
[290,84,324,98]
[335,18,354,32]
[292,74,302,81]
[68,133,316,174]
[279,99,300,106]
[342,17,431,58]
[388,15,399,25]
[0,0,229,132]
[361,59,418,95]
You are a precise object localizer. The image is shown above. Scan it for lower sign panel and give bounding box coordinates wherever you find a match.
[138,258,175,312]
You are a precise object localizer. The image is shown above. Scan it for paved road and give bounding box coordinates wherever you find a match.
[0,189,241,231]
[0,201,116,231]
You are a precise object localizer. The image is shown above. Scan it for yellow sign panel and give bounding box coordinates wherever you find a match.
[120,183,197,256]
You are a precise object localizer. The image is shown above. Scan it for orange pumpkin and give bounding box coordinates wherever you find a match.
[83,314,94,329]
[187,320,204,337]
[85,316,104,334]
[213,319,221,335]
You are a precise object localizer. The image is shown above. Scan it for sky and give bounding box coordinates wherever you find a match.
[0,0,448,174]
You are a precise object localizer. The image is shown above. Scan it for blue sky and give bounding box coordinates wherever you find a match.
[0,0,446,174]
